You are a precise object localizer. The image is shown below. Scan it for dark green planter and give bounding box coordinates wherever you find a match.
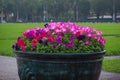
[14,50,106,80]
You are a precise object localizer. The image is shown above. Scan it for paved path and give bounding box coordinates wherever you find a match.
[0,56,19,80]
[0,56,120,80]
[104,55,120,60]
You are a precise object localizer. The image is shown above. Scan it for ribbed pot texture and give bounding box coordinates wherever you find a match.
[14,50,106,80]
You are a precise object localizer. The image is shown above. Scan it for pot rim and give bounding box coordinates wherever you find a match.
[14,50,106,56]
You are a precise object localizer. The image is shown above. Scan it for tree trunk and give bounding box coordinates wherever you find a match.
[76,7,78,21]
[112,0,116,22]
[25,14,28,22]
[16,9,19,22]
[74,9,76,20]
[1,9,4,22]
[32,14,34,22]
[96,13,100,19]
[74,6,78,21]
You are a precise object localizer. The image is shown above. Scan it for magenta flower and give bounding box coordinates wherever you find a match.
[58,33,64,37]
[61,28,67,33]
[87,33,93,38]
[56,35,62,44]
[21,46,26,51]
[52,45,56,49]
[23,30,28,37]
[26,30,35,39]
[65,43,74,48]
[97,30,103,35]
[32,44,36,49]
[48,35,54,43]
[85,40,90,45]
[100,37,106,45]
[12,22,106,52]
[70,36,75,43]
[54,27,61,33]
[31,39,37,49]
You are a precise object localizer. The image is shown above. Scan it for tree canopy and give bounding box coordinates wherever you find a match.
[0,0,120,22]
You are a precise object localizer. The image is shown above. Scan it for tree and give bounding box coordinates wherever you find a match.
[1,0,120,22]
[115,0,120,21]
[0,0,6,22]
[90,0,105,19]
[78,0,90,19]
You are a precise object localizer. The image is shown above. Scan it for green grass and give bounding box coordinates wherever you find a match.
[0,22,120,56]
[0,23,44,39]
[77,23,120,35]
[105,37,120,55]
[0,23,44,56]
[0,40,15,56]
[102,58,120,73]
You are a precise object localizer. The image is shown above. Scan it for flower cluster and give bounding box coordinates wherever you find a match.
[12,22,106,53]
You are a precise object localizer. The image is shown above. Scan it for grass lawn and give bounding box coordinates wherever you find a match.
[0,23,44,40]
[0,23,44,56]
[105,37,120,55]
[0,22,120,56]
[0,40,15,56]
[102,58,120,73]
[77,23,120,35]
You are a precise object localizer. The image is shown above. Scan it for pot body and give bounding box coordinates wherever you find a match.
[15,50,106,80]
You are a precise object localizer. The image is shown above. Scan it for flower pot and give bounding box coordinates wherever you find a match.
[14,50,106,80]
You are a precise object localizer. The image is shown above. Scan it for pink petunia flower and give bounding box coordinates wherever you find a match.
[85,40,90,45]
[21,46,26,51]
[31,39,37,49]
[65,43,74,48]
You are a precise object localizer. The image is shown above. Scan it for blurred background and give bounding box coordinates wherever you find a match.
[0,0,120,23]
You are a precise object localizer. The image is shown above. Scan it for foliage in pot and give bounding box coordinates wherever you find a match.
[12,22,106,80]
[12,22,106,53]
